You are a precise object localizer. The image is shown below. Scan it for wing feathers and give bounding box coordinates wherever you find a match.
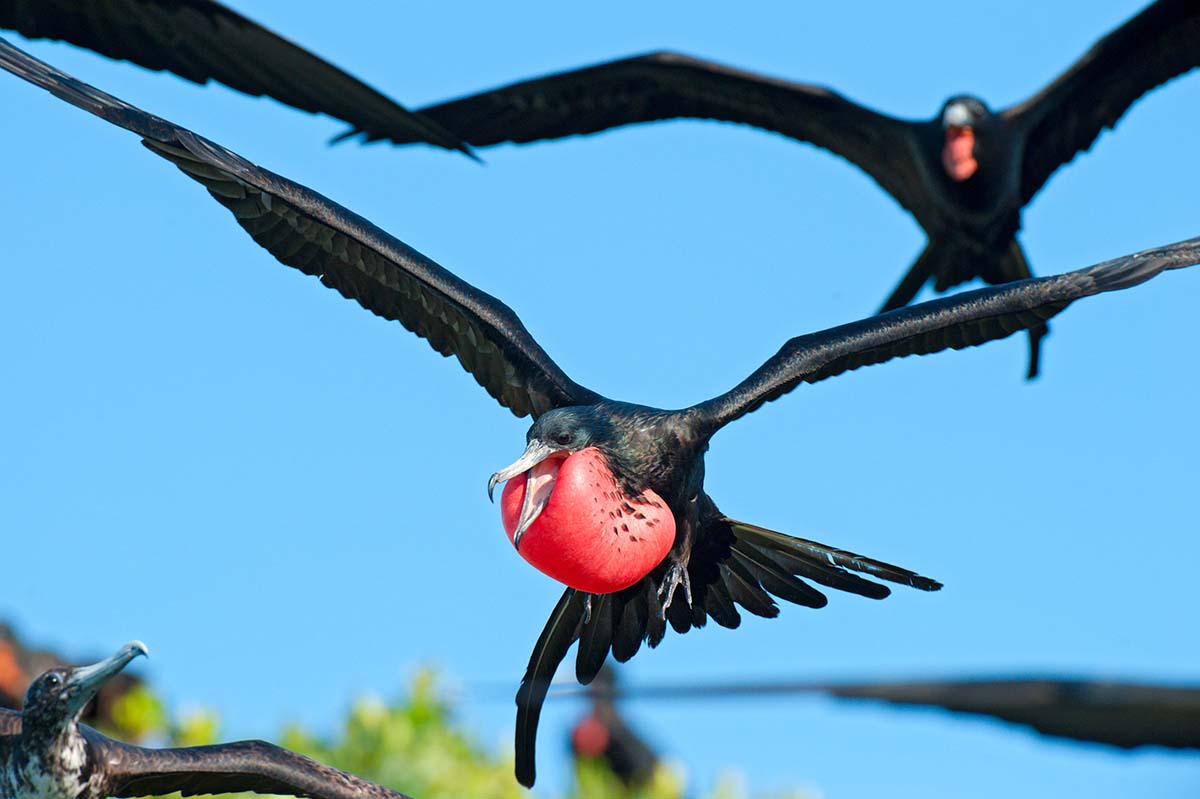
[0,0,471,152]
[403,51,935,220]
[692,236,1200,430]
[1007,0,1200,202]
[90,734,413,799]
[0,37,599,419]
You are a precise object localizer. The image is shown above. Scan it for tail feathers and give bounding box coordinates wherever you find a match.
[1026,324,1048,379]
[515,588,586,788]
[879,244,937,312]
[981,240,1049,380]
[726,519,943,597]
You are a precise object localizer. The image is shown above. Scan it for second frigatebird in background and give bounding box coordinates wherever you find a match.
[4,38,1200,786]
[0,0,472,155]
[0,641,418,799]
[388,0,1200,378]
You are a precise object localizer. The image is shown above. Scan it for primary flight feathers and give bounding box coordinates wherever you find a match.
[3,36,1198,787]
[0,0,472,155]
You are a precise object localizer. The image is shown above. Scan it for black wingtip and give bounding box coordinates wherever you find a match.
[913,576,944,592]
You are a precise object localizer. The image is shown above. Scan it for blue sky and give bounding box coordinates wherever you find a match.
[2,1,1199,797]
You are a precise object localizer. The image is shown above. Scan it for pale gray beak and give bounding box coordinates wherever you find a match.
[488,439,555,501]
[66,640,148,716]
[488,439,560,549]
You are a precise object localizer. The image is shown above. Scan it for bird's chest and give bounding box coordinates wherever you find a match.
[8,741,91,799]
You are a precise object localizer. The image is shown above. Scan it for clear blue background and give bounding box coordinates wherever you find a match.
[2,1,1199,797]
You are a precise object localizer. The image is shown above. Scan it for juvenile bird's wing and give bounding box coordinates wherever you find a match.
[89,732,414,799]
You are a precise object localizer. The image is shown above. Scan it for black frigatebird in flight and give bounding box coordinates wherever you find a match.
[0,641,416,799]
[4,38,1199,787]
[573,674,1200,752]
[385,0,1200,378]
[0,0,472,155]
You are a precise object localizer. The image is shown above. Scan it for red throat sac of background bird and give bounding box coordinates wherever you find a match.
[499,448,675,594]
[942,125,978,181]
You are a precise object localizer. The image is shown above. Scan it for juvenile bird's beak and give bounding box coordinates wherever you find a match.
[488,439,561,548]
[65,641,148,716]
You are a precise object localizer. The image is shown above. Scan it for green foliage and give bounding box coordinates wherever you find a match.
[106,667,812,799]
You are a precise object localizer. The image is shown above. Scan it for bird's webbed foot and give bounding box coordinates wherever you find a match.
[656,555,693,619]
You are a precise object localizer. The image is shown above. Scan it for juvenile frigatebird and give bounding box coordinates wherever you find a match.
[4,38,1200,786]
[386,0,1200,378]
[0,0,471,154]
[0,624,142,732]
[0,641,417,799]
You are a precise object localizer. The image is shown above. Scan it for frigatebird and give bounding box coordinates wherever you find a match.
[571,674,1200,752]
[0,624,142,732]
[386,0,1200,378]
[0,641,416,799]
[569,666,658,787]
[4,38,1200,787]
[0,0,471,154]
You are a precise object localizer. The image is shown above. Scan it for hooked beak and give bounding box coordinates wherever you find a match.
[488,439,560,549]
[65,640,148,716]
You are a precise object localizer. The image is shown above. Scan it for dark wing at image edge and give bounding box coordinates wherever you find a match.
[0,36,597,418]
[0,0,472,153]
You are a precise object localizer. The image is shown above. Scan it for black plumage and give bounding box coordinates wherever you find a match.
[585,675,1200,752]
[0,642,415,799]
[0,0,471,154]
[3,38,1198,786]
[388,0,1200,377]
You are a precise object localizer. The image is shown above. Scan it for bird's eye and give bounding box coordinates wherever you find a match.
[45,673,62,688]
[555,432,572,446]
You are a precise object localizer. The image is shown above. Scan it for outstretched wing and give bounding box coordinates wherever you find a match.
[0,37,599,419]
[1004,0,1200,203]
[404,51,935,220]
[691,237,1200,431]
[574,675,1200,751]
[823,678,1200,751]
[0,0,470,153]
[0,708,20,735]
[87,731,413,799]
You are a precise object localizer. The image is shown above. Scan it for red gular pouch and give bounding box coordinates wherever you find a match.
[500,447,676,594]
[942,125,979,181]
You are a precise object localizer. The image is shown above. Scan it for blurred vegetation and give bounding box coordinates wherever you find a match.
[100,667,812,799]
